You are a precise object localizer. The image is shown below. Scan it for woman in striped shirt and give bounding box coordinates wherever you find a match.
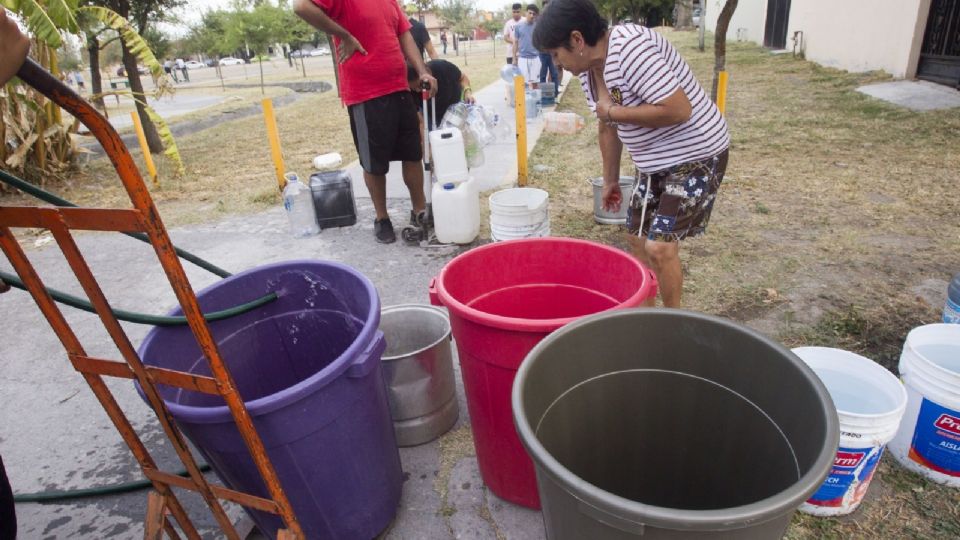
[534,0,729,308]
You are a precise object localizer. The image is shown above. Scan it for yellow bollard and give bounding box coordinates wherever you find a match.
[716,70,729,116]
[514,75,527,187]
[262,98,286,190]
[130,111,159,187]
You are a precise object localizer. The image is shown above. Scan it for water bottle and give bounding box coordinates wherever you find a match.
[945,272,960,324]
[282,172,320,237]
[462,127,484,168]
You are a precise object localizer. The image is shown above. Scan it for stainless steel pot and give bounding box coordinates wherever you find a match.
[379,304,459,446]
[590,176,635,225]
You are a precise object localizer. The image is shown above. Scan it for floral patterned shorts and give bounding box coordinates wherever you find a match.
[626,149,729,242]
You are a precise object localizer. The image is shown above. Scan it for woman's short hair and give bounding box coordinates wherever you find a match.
[532,0,608,50]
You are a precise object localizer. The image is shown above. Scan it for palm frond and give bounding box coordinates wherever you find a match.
[44,0,79,34]
[6,0,63,48]
[142,102,185,176]
[79,6,164,81]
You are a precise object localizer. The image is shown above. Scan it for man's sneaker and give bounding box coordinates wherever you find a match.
[374,218,396,244]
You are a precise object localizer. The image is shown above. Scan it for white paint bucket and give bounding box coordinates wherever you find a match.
[793,347,907,516]
[489,188,550,242]
[889,324,960,486]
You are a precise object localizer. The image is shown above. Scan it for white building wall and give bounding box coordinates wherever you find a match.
[704,0,766,46]
[705,0,931,78]
[788,0,928,78]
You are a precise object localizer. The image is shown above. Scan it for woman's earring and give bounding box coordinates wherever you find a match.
[579,50,583,56]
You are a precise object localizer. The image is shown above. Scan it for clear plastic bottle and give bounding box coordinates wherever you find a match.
[543,112,586,134]
[282,172,320,237]
[462,126,484,168]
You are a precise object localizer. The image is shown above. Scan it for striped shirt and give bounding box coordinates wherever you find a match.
[580,24,729,173]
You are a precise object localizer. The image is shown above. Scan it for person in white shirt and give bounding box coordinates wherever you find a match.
[533,0,730,308]
[175,58,189,82]
[502,3,522,65]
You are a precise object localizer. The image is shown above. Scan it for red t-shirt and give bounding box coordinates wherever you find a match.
[311,0,411,105]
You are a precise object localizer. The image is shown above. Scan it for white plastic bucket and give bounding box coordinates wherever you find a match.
[489,188,550,242]
[889,324,960,486]
[793,347,907,516]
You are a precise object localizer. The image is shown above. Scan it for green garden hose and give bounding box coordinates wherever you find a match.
[13,465,211,503]
[0,169,279,324]
[0,172,275,502]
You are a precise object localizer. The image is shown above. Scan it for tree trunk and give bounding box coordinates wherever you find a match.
[675,0,694,29]
[86,33,107,113]
[712,0,739,100]
[121,41,163,153]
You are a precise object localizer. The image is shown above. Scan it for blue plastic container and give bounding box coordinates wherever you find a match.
[945,272,960,324]
[137,260,401,539]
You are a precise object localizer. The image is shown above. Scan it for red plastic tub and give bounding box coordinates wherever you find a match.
[430,237,656,508]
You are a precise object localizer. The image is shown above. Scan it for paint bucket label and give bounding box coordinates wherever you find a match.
[944,297,960,324]
[908,398,960,476]
[806,445,883,508]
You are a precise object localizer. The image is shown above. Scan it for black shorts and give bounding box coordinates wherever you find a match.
[348,91,422,175]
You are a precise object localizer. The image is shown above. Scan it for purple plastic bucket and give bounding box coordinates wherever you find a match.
[137,260,401,539]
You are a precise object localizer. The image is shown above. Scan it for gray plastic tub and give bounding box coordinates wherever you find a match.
[513,309,839,539]
[591,176,635,225]
[380,304,459,447]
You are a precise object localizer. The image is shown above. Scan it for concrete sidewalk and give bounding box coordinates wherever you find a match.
[0,75,573,538]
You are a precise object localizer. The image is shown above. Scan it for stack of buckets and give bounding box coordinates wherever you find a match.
[488,188,550,241]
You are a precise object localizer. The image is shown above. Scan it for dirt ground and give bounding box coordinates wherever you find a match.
[3,30,959,539]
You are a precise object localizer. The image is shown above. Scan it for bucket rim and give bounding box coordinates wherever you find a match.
[792,346,908,421]
[589,175,635,187]
[137,259,381,422]
[434,237,655,333]
[511,309,840,531]
[380,304,451,362]
[903,324,960,380]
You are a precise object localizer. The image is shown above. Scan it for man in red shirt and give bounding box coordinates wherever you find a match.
[294,0,438,243]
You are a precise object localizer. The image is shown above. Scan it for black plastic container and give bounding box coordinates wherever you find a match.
[309,170,357,229]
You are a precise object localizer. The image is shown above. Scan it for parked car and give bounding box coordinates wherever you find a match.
[692,8,702,26]
[219,57,244,66]
[116,65,148,76]
[309,48,330,57]
[184,60,205,69]
[290,49,306,58]
[204,59,217,67]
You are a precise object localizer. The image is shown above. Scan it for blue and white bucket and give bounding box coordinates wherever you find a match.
[944,273,960,323]
[793,347,907,516]
[889,324,960,487]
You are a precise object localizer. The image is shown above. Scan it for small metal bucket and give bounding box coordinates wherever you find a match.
[379,305,459,446]
[590,176,635,225]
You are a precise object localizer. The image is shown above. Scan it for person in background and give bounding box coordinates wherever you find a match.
[175,58,189,82]
[163,59,178,83]
[0,17,27,540]
[502,3,522,65]
[511,4,540,83]
[293,0,437,244]
[533,0,730,308]
[538,0,560,87]
[440,30,448,55]
[408,16,439,60]
[406,59,474,129]
[73,69,85,91]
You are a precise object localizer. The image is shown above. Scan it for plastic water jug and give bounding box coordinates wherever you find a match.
[429,128,469,182]
[543,112,585,134]
[309,170,357,229]
[282,173,320,237]
[540,82,556,105]
[945,272,960,323]
[432,179,479,244]
[525,89,541,119]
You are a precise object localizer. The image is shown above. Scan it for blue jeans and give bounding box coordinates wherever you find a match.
[539,52,559,85]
